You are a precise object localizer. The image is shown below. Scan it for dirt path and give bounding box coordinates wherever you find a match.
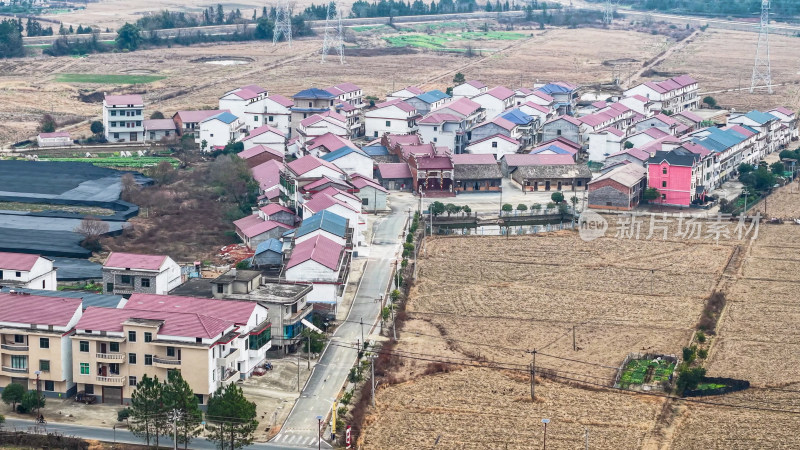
[625,29,701,88]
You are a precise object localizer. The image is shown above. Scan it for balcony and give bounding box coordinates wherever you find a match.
[220,369,240,386]
[1,366,28,374]
[96,352,125,361]
[96,375,124,385]
[1,343,29,352]
[216,347,240,368]
[153,356,181,368]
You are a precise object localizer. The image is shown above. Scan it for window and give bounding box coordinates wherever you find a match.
[166,347,175,357]
[136,110,142,115]
[11,355,27,369]
[362,198,369,205]
[111,121,116,127]
[196,337,202,343]
[210,133,214,137]
[128,353,136,364]
[141,278,151,288]
[84,384,94,394]
[308,102,312,107]
[662,167,667,174]
[144,354,153,365]
[110,110,117,116]
[433,137,437,142]
[39,338,49,349]
[39,360,50,372]
[144,332,152,342]
[0,270,3,279]
[113,133,119,139]
[491,142,498,148]
[556,129,562,136]
[254,116,259,122]
[268,116,274,122]
[128,331,136,342]
[329,100,334,106]
[14,334,24,343]
[43,280,46,289]
[44,380,54,391]
[433,126,438,131]
[385,120,391,127]
[106,283,113,292]
[110,342,119,352]
[373,131,378,137]
[217,284,224,294]
[135,121,141,127]
[662,194,666,200]
[79,341,89,352]
[15,271,21,277]
[249,329,271,350]
[129,376,137,387]
[150,132,155,140]
[120,275,131,284]
[661,181,667,188]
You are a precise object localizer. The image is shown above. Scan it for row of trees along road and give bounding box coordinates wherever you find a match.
[128,371,258,449]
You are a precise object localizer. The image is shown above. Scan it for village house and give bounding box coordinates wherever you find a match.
[350,174,389,212]
[541,115,581,146]
[405,90,451,116]
[219,84,268,119]
[587,164,647,211]
[634,113,690,136]
[499,153,575,177]
[294,210,350,247]
[471,86,515,120]
[37,132,72,147]
[376,163,413,190]
[287,155,346,182]
[257,203,296,227]
[252,239,284,269]
[452,80,488,99]
[71,293,271,404]
[387,86,424,101]
[297,111,350,149]
[647,148,703,206]
[301,176,352,195]
[727,110,781,156]
[364,99,419,138]
[233,214,293,249]
[172,110,227,139]
[409,153,454,193]
[511,162,591,192]
[417,113,467,152]
[291,88,337,135]
[326,82,364,109]
[334,101,363,139]
[601,147,650,172]
[767,107,799,143]
[305,133,359,158]
[524,90,555,109]
[307,186,363,213]
[535,82,579,115]
[252,159,296,207]
[471,116,523,144]
[0,252,57,291]
[623,75,699,114]
[301,191,364,245]
[0,292,83,398]
[672,110,705,133]
[518,102,553,132]
[499,109,537,147]
[452,153,503,192]
[209,269,262,297]
[530,138,581,158]
[199,111,245,150]
[237,144,284,168]
[241,124,286,151]
[102,252,182,298]
[244,94,294,136]
[464,134,521,159]
[103,94,144,143]
[143,119,176,143]
[586,127,626,162]
[321,146,374,179]
[284,235,349,316]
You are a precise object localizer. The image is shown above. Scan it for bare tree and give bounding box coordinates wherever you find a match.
[120,173,139,202]
[75,216,110,250]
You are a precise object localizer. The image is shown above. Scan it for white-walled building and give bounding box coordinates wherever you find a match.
[143,119,176,142]
[241,124,286,151]
[417,113,465,151]
[102,252,182,298]
[297,111,350,148]
[284,235,348,313]
[452,80,488,99]
[219,85,268,119]
[386,86,424,101]
[321,147,373,179]
[37,132,72,147]
[244,94,294,136]
[0,252,57,291]
[465,134,521,158]
[287,155,346,181]
[365,99,419,138]
[199,112,244,150]
[472,86,516,120]
[623,75,699,114]
[103,94,144,143]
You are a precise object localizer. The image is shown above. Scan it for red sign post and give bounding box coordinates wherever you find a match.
[346,425,352,448]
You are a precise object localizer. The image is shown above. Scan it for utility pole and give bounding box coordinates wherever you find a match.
[169,408,180,450]
[585,427,589,450]
[572,326,576,351]
[307,335,311,369]
[370,355,376,406]
[751,0,773,94]
[530,349,536,400]
[297,356,301,392]
[391,302,397,341]
[360,317,364,347]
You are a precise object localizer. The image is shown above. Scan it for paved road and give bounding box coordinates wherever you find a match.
[1,418,284,449]
[270,195,414,448]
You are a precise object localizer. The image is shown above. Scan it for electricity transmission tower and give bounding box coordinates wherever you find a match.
[603,0,614,26]
[321,1,344,64]
[274,0,292,46]
[750,0,772,94]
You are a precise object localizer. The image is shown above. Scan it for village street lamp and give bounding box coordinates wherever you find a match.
[317,415,324,450]
[541,418,550,450]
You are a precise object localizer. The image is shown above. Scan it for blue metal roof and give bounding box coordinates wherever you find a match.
[415,90,450,104]
[295,210,347,239]
[692,137,727,153]
[208,111,239,124]
[500,109,533,125]
[744,110,778,125]
[293,88,335,99]
[706,127,745,147]
[740,124,759,135]
[362,145,389,156]
[321,146,369,162]
[538,83,574,94]
[255,238,283,255]
[0,286,124,309]
[532,145,570,155]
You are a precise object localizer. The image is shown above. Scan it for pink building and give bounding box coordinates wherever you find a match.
[647,149,701,207]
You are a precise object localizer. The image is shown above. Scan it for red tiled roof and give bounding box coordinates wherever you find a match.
[0,293,82,327]
[631,95,650,103]
[38,132,70,138]
[603,127,626,137]
[0,252,44,271]
[251,160,284,190]
[337,102,357,112]
[490,116,516,130]
[400,143,435,159]
[307,133,355,152]
[434,97,481,116]
[727,125,756,137]
[378,163,412,179]
[328,82,361,94]
[672,75,697,87]
[465,80,487,89]
[579,112,613,128]
[452,153,498,165]
[260,203,294,216]
[483,86,515,101]
[267,94,294,108]
[386,133,422,147]
[104,252,167,271]
[317,186,360,203]
[300,110,347,128]
[349,174,389,193]
[642,128,670,139]
[418,113,461,125]
[77,306,232,339]
[546,115,581,126]
[105,94,143,106]
[414,155,453,170]
[143,119,176,130]
[503,153,575,166]
[608,147,650,161]
[174,110,227,123]
[469,134,520,147]
[538,137,581,151]
[374,98,416,113]
[531,90,554,102]
[286,235,344,271]
[243,124,285,141]
[676,110,703,123]
[304,192,359,214]
[126,293,258,325]
[681,141,711,157]
[234,215,291,238]
[238,144,283,160]
[522,102,550,114]
[591,101,607,109]
[302,176,350,193]
[516,87,534,95]
[769,106,795,117]
[287,155,344,177]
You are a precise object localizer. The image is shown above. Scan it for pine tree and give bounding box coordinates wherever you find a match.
[206,384,258,450]
[129,375,168,447]
[216,4,225,24]
[163,371,202,449]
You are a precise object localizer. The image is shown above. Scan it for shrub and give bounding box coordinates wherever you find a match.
[403,243,414,253]
[695,331,706,343]
[516,203,527,211]
[406,233,413,244]
[677,366,706,391]
[682,346,697,364]
[117,407,131,421]
[698,348,708,359]
[400,259,408,268]
[501,203,513,212]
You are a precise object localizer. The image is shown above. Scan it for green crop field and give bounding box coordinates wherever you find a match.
[384,30,526,50]
[618,359,676,389]
[39,156,179,169]
[352,25,386,32]
[54,73,166,84]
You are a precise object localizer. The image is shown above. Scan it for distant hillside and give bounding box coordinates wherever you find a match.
[592,0,800,20]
